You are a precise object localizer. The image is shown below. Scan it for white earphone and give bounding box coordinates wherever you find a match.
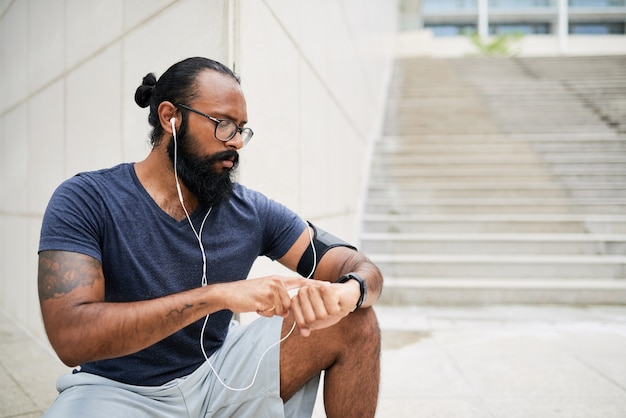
[168,110,314,392]
[170,117,177,137]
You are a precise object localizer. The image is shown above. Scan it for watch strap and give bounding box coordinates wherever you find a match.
[336,272,367,311]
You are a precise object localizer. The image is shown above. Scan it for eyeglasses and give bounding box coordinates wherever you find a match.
[176,103,254,146]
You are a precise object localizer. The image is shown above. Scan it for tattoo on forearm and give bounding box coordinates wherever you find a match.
[167,303,193,317]
[38,252,102,301]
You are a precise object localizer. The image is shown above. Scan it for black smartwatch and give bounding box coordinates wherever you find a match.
[336,272,367,311]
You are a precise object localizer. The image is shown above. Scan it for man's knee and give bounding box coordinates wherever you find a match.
[342,307,380,351]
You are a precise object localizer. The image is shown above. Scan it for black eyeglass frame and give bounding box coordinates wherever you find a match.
[175,103,253,145]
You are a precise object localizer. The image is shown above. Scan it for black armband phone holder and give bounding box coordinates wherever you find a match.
[296,222,357,278]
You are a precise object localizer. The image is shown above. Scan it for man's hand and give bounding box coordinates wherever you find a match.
[222,276,305,318]
[289,279,360,337]
[224,276,359,337]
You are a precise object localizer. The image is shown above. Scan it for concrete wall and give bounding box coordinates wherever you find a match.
[0,0,397,342]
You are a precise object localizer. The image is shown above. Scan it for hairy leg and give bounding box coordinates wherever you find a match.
[280,307,381,418]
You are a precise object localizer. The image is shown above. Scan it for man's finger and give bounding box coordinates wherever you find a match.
[280,276,307,290]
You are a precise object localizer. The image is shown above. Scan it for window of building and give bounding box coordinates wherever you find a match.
[490,0,553,9]
[423,0,477,13]
[569,0,626,7]
[570,22,625,33]
[490,23,552,34]
[425,24,477,36]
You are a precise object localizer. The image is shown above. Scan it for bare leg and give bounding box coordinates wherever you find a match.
[280,307,381,418]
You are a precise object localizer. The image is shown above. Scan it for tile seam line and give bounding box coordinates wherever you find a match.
[0,308,59,361]
[0,0,16,21]
[0,1,175,119]
[571,354,626,394]
[440,344,499,418]
[260,0,367,142]
[0,210,44,219]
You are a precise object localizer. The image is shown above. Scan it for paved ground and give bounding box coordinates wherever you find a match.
[367,305,626,418]
[2,305,626,417]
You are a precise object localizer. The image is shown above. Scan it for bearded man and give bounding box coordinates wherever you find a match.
[38,57,383,418]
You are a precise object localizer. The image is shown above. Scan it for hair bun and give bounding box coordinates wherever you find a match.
[134,73,157,108]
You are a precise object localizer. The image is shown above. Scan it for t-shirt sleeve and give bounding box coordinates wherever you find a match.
[255,192,306,261]
[38,174,104,263]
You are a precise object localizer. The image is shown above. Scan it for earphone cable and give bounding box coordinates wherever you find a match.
[172,120,315,391]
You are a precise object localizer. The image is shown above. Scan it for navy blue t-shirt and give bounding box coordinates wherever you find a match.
[39,163,305,386]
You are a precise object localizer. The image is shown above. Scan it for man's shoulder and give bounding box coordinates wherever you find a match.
[73,163,132,182]
[231,183,261,202]
[61,163,133,190]
[230,183,279,208]
[49,163,135,207]
[227,183,297,224]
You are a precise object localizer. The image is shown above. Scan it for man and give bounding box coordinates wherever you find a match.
[38,57,383,417]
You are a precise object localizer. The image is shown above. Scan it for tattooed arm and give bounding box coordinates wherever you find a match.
[38,250,307,366]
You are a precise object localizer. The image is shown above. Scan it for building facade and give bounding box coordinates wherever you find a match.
[418,0,626,37]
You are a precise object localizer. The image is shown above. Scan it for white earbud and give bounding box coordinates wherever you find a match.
[170,117,177,137]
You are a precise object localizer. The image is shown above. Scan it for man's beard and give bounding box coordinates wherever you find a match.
[167,131,239,209]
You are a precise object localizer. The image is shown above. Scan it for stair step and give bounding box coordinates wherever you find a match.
[376,144,626,155]
[378,141,626,152]
[367,197,626,205]
[389,113,602,123]
[365,201,626,215]
[380,132,622,142]
[368,181,619,189]
[384,123,612,134]
[373,154,626,164]
[374,135,625,149]
[367,186,626,199]
[377,279,626,305]
[361,233,626,255]
[370,254,626,279]
[362,214,626,234]
[370,173,626,184]
[372,164,626,175]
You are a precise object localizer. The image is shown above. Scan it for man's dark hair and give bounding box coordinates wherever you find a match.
[134,57,240,146]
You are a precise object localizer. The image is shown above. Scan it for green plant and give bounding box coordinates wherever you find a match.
[467,32,524,56]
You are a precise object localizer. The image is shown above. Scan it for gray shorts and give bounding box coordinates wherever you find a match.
[44,316,320,417]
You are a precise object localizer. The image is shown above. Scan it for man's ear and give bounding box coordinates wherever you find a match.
[158,101,179,135]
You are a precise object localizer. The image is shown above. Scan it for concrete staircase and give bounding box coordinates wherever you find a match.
[363,55,626,305]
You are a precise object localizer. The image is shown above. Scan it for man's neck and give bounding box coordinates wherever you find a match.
[134,148,199,221]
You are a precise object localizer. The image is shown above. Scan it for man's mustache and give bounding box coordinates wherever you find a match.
[208,150,239,166]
